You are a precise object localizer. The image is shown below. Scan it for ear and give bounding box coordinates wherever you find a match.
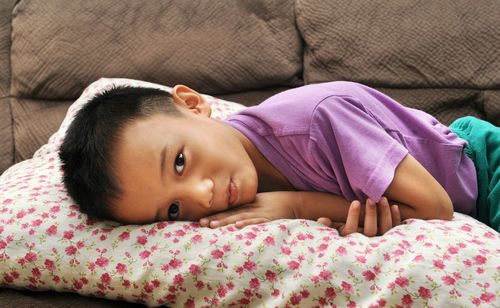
[172,85,211,117]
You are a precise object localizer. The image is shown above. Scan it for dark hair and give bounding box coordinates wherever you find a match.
[59,86,180,220]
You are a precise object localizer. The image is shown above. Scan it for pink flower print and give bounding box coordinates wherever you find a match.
[401,294,413,305]
[476,267,484,274]
[24,251,37,262]
[46,225,57,236]
[144,282,154,293]
[2,198,13,206]
[473,255,487,265]
[290,293,301,305]
[264,236,275,246]
[395,277,409,288]
[363,270,376,281]
[448,246,459,254]
[136,235,148,245]
[341,281,354,294]
[480,292,495,303]
[174,230,186,236]
[222,244,231,252]
[139,250,151,259]
[318,243,328,251]
[300,290,310,299]
[100,273,111,285]
[31,267,42,279]
[44,259,55,271]
[63,230,74,240]
[472,297,481,306]
[377,298,387,306]
[95,256,109,268]
[325,287,336,299]
[297,233,307,240]
[174,273,184,285]
[217,285,228,297]
[16,210,26,219]
[226,281,235,290]
[31,219,42,227]
[287,260,300,270]
[169,258,182,269]
[245,232,256,239]
[243,260,257,272]
[211,249,224,259]
[433,259,445,269]
[73,280,83,290]
[383,252,391,261]
[356,255,367,263]
[249,277,260,289]
[189,264,201,276]
[195,280,204,290]
[441,275,455,286]
[412,255,425,263]
[76,241,85,249]
[418,286,432,300]
[65,245,77,256]
[336,245,347,256]
[460,224,472,232]
[118,231,130,241]
[0,240,7,249]
[265,270,277,282]
[184,299,195,308]
[272,289,280,297]
[116,263,128,274]
[191,234,202,243]
[281,246,292,255]
[319,270,332,280]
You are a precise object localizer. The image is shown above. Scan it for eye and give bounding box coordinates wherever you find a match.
[174,152,185,174]
[168,202,180,221]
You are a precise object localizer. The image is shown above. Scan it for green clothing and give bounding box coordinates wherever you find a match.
[450,116,500,231]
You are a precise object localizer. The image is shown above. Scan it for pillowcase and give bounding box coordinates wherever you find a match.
[1,78,499,307]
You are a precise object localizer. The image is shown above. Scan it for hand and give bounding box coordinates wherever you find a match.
[199,192,297,229]
[317,197,401,237]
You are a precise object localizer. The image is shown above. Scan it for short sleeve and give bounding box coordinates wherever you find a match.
[310,95,409,202]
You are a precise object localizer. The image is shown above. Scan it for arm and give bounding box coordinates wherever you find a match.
[384,154,453,220]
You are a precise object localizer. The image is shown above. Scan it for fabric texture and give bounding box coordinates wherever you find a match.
[450,116,500,231]
[1,79,499,307]
[296,0,500,89]
[227,81,477,215]
[10,0,302,99]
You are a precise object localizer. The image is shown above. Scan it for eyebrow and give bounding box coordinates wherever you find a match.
[160,145,167,182]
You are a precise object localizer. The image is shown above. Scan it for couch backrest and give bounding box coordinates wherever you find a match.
[10,0,303,100]
[296,0,500,89]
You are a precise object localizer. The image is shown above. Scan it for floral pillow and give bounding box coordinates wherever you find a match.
[1,78,499,307]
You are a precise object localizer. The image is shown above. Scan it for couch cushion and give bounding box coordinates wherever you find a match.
[11,0,302,100]
[375,88,490,126]
[11,98,71,163]
[0,0,15,97]
[297,0,500,89]
[0,98,13,174]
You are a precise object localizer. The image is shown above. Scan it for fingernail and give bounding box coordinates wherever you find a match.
[210,221,219,228]
[200,218,208,226]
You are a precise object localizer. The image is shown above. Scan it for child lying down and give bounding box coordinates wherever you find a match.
[59,81,500,234]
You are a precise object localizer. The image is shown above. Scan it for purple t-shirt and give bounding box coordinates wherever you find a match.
[226,81,478,216]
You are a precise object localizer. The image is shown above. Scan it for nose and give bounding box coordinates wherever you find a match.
[184,177,214,209]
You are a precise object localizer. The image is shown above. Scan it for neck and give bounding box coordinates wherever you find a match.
[231,126,294,192]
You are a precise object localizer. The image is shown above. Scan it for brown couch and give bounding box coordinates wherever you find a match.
[1,0,499,306]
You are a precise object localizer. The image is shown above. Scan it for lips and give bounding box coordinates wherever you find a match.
[228,179,238,207]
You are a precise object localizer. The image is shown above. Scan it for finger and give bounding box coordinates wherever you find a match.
[391,204,401,226]
[208,212,253,228]
[363,198,378,237]
[341,201,361,236]
[378,197,393,235]
[317,217,333,227]
[199,206,251,227]
[234,218,269,229]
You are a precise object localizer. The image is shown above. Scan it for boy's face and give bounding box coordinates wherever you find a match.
[110,86,258,224]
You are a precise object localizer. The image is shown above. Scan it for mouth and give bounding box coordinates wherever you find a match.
[227,178,238,207]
